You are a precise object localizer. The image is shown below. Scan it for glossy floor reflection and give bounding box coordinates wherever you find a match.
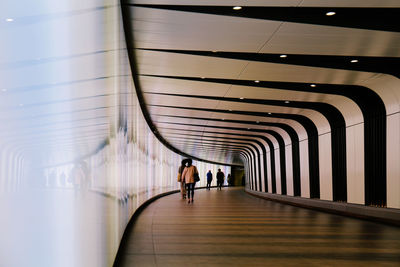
[115,187,400,266]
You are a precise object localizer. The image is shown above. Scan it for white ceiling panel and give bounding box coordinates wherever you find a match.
[136,50,248,78]
[139,75,231,96]
[133,7,281,52]
[301,0,400,7]
[261,22,400,57]
[131,0,302,5]
[239,61,375,84]
[132,0,400,7]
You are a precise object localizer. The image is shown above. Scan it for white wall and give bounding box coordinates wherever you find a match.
[387,113,400,209]
[0,1,231,266]
[319,133,333,201]
[346,123,365,205]
[299,140,310,198]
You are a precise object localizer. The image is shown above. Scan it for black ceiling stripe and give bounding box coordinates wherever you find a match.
[129,4,400,32]
[171,142,243,154]
[120,3,240,167]
[173,145,242,154]
[170,142,251,160]
[139,50,400,78]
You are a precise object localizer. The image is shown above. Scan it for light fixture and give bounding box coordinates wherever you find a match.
[222,118,225,120]
[268,112,272,115]
[351,59,358,63]
[233,6,242,10]
[239,97,244,100]
[284,100,290,104]
[256,121,259,123]
[280,54,287,58]
[229,109,232,111]
[6,18,14,22]
[254,80,260,83]
[247,128,250,130]
[201,77,205,79]
[212,50,218,53]
[310,84,316,87]
[326,11,336,16]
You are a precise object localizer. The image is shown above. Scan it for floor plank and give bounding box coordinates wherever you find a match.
[115,187,400,266]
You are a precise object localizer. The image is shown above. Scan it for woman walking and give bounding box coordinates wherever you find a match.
[178,159,187,199]
[181,159,199,203]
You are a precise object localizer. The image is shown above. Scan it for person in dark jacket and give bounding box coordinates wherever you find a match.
[216,169,225,190]
[206,170,213,190]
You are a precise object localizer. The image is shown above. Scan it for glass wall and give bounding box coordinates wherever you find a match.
[0,1,230,266]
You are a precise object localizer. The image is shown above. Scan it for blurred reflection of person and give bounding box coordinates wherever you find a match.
[227,173,232,186]
[69,163,85,190]
[59,172,66,187]
[181,159,198,203]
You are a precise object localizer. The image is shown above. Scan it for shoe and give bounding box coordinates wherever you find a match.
[191,198,194,203]
[188,199,190,203]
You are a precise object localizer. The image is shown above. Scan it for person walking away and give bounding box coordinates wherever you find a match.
[216,169,225,190]
[227,173,232,186]
[177,159,187,199]
[206,170,213,190]
[181,159,199,203]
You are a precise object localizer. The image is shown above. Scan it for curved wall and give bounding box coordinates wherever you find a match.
[0,1,230,266]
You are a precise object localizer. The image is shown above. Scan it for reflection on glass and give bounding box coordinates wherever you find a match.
[0,1,231,266]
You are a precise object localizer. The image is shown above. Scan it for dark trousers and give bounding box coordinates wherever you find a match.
[217,181,222,190]
[206,181,211,190]
[186,183,195,199]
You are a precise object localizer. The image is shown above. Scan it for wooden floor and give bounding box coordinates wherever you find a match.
[114,187,400,266]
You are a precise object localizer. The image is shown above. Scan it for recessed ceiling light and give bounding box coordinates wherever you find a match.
[233,6,242,10]
[201,77,205,79]
[284,100,290,104]
[254,80,260,83]
[280,54,287,58]
[256,121,259,123]
[247,128,250,130]
[229,109,232,111]
[239,97,244,100]
[212,50,218,53]
[6,18,14,22]
[268,112,272,115]
[351,59,358,63]
[326,11,336,16]
[222,118,225,120]
[310,84,316,87]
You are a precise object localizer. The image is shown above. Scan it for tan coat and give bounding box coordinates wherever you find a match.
[181,165,198,184]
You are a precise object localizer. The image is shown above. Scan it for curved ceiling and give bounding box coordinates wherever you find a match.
[121,0,400,167]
